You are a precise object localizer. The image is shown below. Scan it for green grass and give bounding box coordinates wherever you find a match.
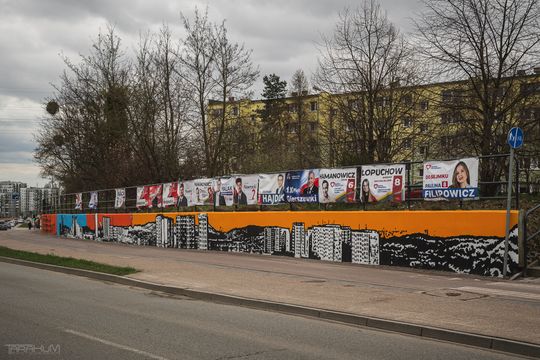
[0,246,139,276]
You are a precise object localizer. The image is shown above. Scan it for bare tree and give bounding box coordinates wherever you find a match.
[176,8,217,177]
[415,0,540,193]
[314,0,420,166]
[210,22,259,175]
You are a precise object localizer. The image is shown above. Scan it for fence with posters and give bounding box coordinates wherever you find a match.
[54,153,520,215]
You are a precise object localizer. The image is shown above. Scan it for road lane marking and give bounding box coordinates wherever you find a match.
[63,329,170,360]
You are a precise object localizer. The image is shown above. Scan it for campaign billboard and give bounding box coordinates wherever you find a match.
[162,182,178,208]
[136,185,162,208]
[359,164,405,203]
[191,178,212,206]
[177,182,189,207]
[212,177,234,206]
[258,173,286,205]
[232,175,258,205]
[285,169,319,203]
[319,168,357,203]
[88,191,98,210]
[114,188,125,209]
[423,157,479,200]
[74,193,83,210]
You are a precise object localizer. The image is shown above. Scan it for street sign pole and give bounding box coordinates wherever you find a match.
[503,127,523,277]
[502,146,514,278]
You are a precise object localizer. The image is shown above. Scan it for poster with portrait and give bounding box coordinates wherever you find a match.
[423,157,479,200]
[318,168,357,203]
[258,173,287,205]
[285,169,319,203]
[162,182,178,208]
[114,188,125,209]
[232,175,259,205]
[191,178,213,206]
[359,164,405,203]
[136,185,162,208]
[211,177,234,206]
[88,191,98,210]
[179,181,194,207]
[74,193,83,210]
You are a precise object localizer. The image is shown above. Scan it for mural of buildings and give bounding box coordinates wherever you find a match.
[44,210,521,277]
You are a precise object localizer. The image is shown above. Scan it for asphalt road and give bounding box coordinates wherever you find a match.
[0,262,526,360]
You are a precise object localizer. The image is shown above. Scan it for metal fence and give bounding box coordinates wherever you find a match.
[44,153,525,214]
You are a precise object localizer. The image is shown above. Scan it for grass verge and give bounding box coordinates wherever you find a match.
[0,245,138,276]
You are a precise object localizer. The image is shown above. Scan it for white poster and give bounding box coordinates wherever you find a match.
[423,157,479,200]
[74,193,83,210]
[212,177,234,206]
[359,164,406,203]
[114,188,125,209]
[192,178,212,206]
[319,168,357,203]
[162,182,178,208]
[88,191,98,210]
[233,175,258,205]
[258,173,286,205]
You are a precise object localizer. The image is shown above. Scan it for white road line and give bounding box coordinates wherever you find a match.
[453,286,540,301]
[63,329,170,360]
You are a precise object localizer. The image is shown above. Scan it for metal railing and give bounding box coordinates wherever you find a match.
[44,153,523,214]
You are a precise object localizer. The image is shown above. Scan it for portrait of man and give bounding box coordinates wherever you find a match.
[321,180,330,203]
[302,170,318,195]
[214,180,226,206]
[234,177,248,205]
[177,183,188,207]
[275,174,285,195]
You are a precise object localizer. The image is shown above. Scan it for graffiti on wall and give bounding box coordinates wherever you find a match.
[42,210,519,277]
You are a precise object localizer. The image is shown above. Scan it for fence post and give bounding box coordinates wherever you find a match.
[406,162,411,210]
[515,152,520,209]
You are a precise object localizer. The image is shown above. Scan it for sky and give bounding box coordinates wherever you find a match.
[0,0,422,187]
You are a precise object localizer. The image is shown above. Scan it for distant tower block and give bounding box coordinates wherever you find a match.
[103,216,111,241]
[368,231,380,265]
[176,215,196,249]
[311,225,344,262]
[156,215,173,248]
[198,213,208,250]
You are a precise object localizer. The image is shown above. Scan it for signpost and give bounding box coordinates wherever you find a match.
[503,127,523,277]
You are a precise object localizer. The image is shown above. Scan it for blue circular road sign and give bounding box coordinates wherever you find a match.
[507,127,524,149]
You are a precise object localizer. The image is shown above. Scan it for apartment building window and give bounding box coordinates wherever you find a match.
[231,106,239,116]
[441,111,464,124]
[419,124,428,133]
[521,82,540,95]
[419,100,429,110]
[403,138,412,149]
[309,122,317,132]
[213,109,223,117]
[310,101,318,111]
[401,94,413,106]
[348,99,360,110]
[376,96,390,107]
[419,145,428,158]
[441,89,464,104]
[402,117,413,128]
[288,103,298,113]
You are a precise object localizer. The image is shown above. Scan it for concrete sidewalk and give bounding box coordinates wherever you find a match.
[1,228,539,346]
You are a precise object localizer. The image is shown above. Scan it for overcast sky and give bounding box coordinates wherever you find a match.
[0,0,422,187]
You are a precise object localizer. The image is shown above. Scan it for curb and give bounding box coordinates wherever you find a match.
[1,256,539,358]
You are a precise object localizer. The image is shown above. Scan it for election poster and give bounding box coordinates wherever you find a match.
[212,177,234,206]
[88,191,98,210]
[162,182,178,208]
[285,169,319,203]
[319,168,357,203]
[232,175,259,205]
[114,188,125,209]
[258,173,286,205]
[359,164,405,203]
[136,184,162,208]
[74,193,83,210]
[191,178,213,206]
[177,182,189,207]
[423,157,479,200]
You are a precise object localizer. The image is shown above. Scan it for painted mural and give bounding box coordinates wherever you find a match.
[41,210,520,277]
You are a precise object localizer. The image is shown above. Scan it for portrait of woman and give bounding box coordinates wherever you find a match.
[450,161,471,188]
[361,179,377,203]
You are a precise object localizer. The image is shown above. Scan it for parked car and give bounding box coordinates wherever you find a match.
[0,221,9,231]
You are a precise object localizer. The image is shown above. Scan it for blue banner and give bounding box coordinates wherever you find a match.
[285,169,319,203]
